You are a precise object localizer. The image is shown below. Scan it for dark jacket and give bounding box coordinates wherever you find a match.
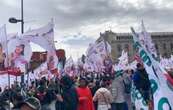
[57,75,78,110]
[132,69,150,91]
[132,69,151,102]
[62,86,78,110]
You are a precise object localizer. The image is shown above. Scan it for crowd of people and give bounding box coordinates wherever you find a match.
[0,63,153,110]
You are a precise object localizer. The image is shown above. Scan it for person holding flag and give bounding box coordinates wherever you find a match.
[132,63,153,109]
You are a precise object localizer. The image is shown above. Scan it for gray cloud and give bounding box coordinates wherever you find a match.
[1,0,173,46]
[61,33,94,47]
[51,0,173,31]
[1,0,173,33]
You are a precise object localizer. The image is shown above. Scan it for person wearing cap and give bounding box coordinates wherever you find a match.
[20,97,41,110]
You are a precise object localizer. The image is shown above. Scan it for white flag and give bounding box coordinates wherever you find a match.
[117,50,128,70]
[86,41,111,57]
[7,38,32,73]
[65,57,74,68]
[64,57,74,75]
[0,25,7,51]
[95,41,109,56]
[0,25,8,68]
[131,27,173,110]
[86,43,97,57]
[85,41,111,72]
[138,21,157,58]
[131,83,148,110]
[83,59,94,72]
[22,20,55,52]
[21,20,58,72]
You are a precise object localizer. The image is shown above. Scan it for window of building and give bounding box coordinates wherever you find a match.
[117,44,122,52]
[171,43,173,50]
[116,36,120,40]
[155,43,158,50]
[155,43,159,55]
[124,44,129,51]
[164,53,168,58]
[163,43,167,50]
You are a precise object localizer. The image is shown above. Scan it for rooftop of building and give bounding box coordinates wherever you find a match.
[100,30,173,36]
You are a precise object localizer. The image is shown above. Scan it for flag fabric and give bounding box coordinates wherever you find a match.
[0,27,23,75]
[0,25,7,51]
[129,60,138,70]
[86,41,111,57]
[64,57,75,75]
[0,25,8,68]
[95,41,111,57]
[8,38,32,62]
[7,33,18,41]
[134,53,143,64]
[83,61,94,72]
[131,27,173,110]
[118,50,128,66]
[131,82,148,110]
[138,21,157,58]
[64,57,74,69]
[47,51,58,74]
[22,20,55,52]
[85,41,111,73]
[22,20,59,74]
[171,55,173,61]
[86,43,97,57]
[32,62,48,79]
[7,38,32,73]
[115,50,128,70]
[160,55,173,69]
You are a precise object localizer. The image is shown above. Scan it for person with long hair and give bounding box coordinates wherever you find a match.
[10,44,26,66]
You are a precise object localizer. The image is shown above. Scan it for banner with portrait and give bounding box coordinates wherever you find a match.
[0,25,7,72]
[8,38,32,73]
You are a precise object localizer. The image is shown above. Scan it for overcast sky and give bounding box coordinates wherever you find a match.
[0,0,173,60]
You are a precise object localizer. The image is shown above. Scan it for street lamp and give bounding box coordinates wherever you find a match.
[9,17,22,23]
[9,0,24,33]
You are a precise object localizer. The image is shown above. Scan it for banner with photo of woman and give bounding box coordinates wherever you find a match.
[0,25,7,72]
[47,51,58,75]
[0,43,6,71]
[8,38,32,73]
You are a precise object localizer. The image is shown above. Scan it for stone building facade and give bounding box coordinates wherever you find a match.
[97,30,173,62]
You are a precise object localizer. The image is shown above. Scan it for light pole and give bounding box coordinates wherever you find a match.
[9,0,24,34]
[9,0,25,89]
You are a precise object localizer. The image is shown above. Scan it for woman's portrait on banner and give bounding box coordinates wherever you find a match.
[8,39,32,73]
[0,43,6,70]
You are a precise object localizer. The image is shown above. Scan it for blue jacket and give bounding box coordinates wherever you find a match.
[132,69,150,91]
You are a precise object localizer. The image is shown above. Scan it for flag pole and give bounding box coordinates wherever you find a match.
[4,25,11,110]
[3,24,10,89]
[21,0,26,89]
